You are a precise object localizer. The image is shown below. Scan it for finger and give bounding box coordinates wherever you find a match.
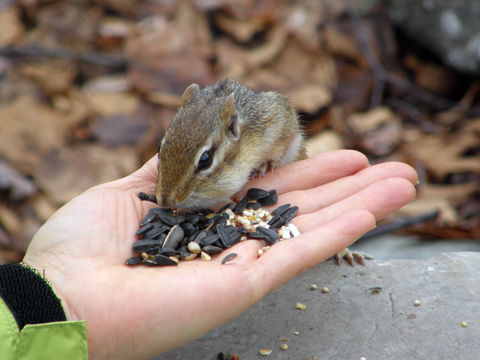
[248,209,376,295]
[108,156,159,194]
[277,161,418,215]
[235,150,370,198]
[293,177,416,233]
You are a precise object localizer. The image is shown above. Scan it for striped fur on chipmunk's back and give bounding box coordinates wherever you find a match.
[156,80,307,210]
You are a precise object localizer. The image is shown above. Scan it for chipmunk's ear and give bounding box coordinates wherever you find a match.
[180,84,200,107]
[221,93,241,141]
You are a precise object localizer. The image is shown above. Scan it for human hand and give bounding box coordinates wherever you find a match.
[23,150,417,360]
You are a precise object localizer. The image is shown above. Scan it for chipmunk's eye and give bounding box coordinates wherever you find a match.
[197,150,213,171]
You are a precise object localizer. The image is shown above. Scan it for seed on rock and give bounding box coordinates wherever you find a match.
[201,251,211,261]
[153,254,178,266]
[222,253,240,265]
[414,300,421,306]
[126,257,142,265]
[258,189,278,206]
[136,222,154,235]
[202,245,224,255]
[271,203,291,216]
[162,225,184,249]
[256,226,280,244]
[462,322,468,327]
[259,349,272,356]
[187,241,201,254]
[296,303,307,310]
[132,239,162,253]
[246,188,269,200]
[294,331,299,335]
[217,225,234,248]
[311,284,318,290]
[321,287,329,293]
[280,344,288,350]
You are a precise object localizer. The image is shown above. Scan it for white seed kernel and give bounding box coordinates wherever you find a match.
[187,242,201,254]
[296,303,306,310]
[201,252,211,261]
[259,349,272,356]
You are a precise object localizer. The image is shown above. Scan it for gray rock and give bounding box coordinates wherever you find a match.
[389,0,480,73]
[153,252,480,359]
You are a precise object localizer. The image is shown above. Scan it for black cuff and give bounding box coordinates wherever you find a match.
[0,263,66,330]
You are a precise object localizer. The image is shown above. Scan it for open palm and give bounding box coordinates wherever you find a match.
[23,150,417,360]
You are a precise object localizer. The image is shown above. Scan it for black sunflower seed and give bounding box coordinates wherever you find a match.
[217,225,233,248]
[180,222,195,236]
[269,218,285,230]
[158,248,179,257]
[230,231,242,245]
[233,196,249,214]
[246,201,261,210]
[159,213,180,226]
[246,231,268,239]
[282,206,299,223]
[153,254,178,266]
[225,225,237,234]
[246,188,269,200]
[271,203,291,217]
[194,231,208,244]
[201,233,220,246]
[214,215,227,229]
[140,211,159,226]
[256,226,280,244]
[221,253,238,265]
[144,226,169,239]
[138,192,157,203]
[201,245,224,255]
[236,226,249,234]
[136,223,154,236]
[258,189,278,206]
[150,207,174,216]
[162,225,184,249]
[267,214,281,226]
[126,257,142,265]
[132,239,162,253]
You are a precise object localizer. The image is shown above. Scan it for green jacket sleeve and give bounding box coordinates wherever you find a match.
[0,299,88,360]
[0,263,88,360]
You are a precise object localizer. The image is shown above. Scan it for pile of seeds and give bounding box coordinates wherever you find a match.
[127,188,300,266]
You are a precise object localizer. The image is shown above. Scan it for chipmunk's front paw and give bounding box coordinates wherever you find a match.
[252,161,275,178]
[333,248,373,266]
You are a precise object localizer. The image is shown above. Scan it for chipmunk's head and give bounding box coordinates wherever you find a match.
[156,83,249,210]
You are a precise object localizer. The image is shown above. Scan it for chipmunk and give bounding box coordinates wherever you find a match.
[156,79,307,210]
[155,80,368,265]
